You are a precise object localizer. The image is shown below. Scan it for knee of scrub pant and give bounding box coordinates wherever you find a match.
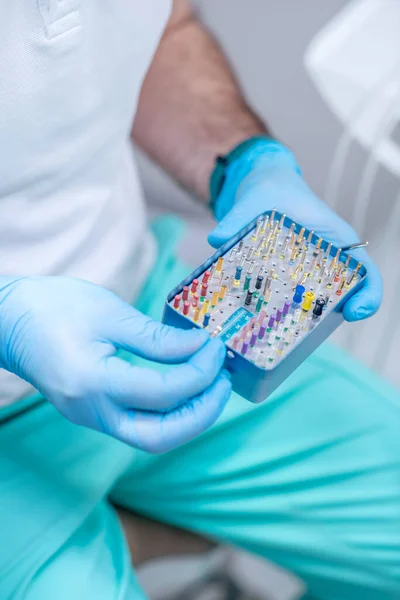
[21,503,146,600]
[111,344,400,600]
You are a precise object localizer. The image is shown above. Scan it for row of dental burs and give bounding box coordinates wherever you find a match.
[172,211,362,368]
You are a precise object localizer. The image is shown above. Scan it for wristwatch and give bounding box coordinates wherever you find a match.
[209,135,273,213]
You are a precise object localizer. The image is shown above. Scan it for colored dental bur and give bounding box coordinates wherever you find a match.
[292,285,305,310]
[216,257,224,274]
[191,279,199,295]
[173,295,181,310]
[203,313,211,327]
[234,266,243,287]
[302,291,315,312]
[219,284,227,302]
[313,298,325,319]
[211,291,219,309]
[245,290,254,306]
[200,282,208,300]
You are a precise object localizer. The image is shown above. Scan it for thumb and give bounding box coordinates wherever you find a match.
[106,303,210,364]
[209,202,263,249]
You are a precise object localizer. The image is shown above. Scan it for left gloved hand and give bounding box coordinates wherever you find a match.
[209,139,382,322]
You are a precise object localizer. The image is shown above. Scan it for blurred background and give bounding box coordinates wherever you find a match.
[135,1,400,598]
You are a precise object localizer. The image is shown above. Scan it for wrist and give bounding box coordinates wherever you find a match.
[210,137,301,220]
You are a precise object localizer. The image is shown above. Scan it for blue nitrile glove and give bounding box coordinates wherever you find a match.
[0,276,231,453]
[209,138,382,321]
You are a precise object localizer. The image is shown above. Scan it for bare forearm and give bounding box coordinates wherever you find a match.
[132,8,269,200]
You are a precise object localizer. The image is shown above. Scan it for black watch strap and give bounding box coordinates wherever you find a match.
[209,135,273,213]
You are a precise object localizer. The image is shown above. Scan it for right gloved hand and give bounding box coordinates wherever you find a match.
[0,276,231,453]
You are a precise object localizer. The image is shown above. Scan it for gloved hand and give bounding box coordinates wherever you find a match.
[0,276,231,453]
[209,139,382,321]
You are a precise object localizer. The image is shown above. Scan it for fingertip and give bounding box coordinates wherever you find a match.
[343,304,368,322]
[208,230,225,249]
[174,325,209,350]
[342,292,381,322]
[342,251,382,322]
[190,326,210,345]
[345,305,379,322]
[205,337,227,363]
[188,336,226,380]
[208,218,239,249]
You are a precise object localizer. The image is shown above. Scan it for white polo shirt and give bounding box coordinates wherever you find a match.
[0,0,172,406]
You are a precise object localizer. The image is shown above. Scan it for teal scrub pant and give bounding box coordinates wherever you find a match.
[0,217,399,600]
